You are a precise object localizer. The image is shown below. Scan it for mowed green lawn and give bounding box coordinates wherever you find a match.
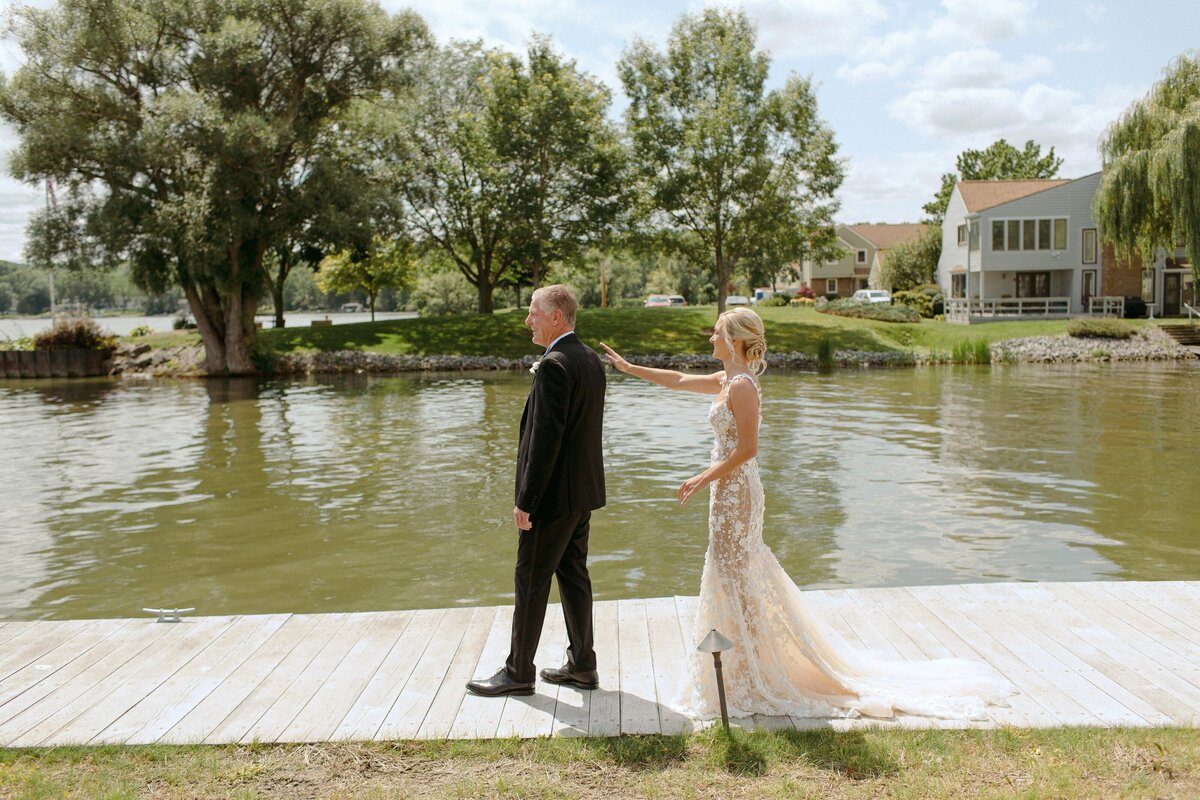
[248,305,1125,359]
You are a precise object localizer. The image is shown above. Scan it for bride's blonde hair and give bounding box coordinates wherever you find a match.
[718,307,768,375]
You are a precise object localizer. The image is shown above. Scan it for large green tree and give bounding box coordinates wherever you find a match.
[1095,51,1200,290]
[316,236,416,321]
[393,39,622,313]
[487,36,626,293]
[618,8,843,314]
[880,224,942,291]
[924,139,1064,225]
[0,0,428,373]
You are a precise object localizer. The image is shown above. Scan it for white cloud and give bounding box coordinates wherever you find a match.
[837,60,904,82]
[886,80,1132,178]
[916,49,1053,89]
[737,0,890,57]
[834,0,1041,86]
[930,0,1038,44]
[1061,37,1104,53]
[838,150,950,223]
[1083,3,1107,24]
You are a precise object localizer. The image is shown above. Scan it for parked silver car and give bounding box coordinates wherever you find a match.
[851,289,892,304]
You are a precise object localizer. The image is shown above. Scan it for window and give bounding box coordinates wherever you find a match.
[992,221,1005,251]
[1053,219,1067,250]
[1008,220,1020,250]
[1022,220,1036,250]
[856,249,867,264]
[957,225,967,246]
[1082,228,1097,264]
[1016,272,1051,298]
[951,274,966,298]
[826,278,838,295]
[969,223,980,250]
[1037,219,1051,250]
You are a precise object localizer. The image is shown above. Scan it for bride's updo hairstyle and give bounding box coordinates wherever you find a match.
[718,307,768,375]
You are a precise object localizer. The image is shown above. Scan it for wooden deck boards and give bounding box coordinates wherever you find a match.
[1,581,1198,746]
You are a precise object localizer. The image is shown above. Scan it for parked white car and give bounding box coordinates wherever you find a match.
[726,295,751,306]
[851,289,892,304]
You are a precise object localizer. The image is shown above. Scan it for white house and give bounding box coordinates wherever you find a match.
[803,223,927,296]
[937,173,1195,321]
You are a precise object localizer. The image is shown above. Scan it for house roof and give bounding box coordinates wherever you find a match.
[957,179,1073,213]
[845,223,928,250]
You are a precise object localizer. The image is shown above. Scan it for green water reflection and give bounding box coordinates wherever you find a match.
[1,362,1197,620]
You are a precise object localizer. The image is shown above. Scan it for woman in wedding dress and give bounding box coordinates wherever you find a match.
[600,308,1012,720]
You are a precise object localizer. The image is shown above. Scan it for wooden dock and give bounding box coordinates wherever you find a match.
[2,581,1199,747]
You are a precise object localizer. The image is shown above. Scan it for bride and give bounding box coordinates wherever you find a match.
[600,307,1012,720]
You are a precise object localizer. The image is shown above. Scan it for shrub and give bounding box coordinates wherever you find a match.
[795,284,816,299]
[789,296,815,306]
[32,318,117,351]
[757,294,791,307]
[1123,296,1147,319]
[128,324,154,337]
[818,298,921,323]
[1066,318,1137,339]
[892,284,944,319]
[0,335,33,352]
[173,315,197,330]
[411,271,476,316]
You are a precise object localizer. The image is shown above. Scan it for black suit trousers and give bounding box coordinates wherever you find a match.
[505,510,596,683]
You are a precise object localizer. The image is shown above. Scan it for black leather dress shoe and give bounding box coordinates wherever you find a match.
[466,668,535,697]
[539,664,599,690]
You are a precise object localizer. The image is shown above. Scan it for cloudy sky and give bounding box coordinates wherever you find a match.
[0,0,1197,263]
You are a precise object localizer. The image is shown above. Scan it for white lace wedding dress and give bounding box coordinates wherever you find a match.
[677,373,1013,720]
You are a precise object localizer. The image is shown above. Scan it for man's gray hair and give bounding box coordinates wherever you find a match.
[532,284,578,326]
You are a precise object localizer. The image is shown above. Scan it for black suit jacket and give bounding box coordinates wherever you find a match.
[515,332,606,520]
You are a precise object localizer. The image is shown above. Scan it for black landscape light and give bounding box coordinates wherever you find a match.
[696,628,734,730]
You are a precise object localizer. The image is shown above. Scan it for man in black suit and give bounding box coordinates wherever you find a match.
[467,285,607,697]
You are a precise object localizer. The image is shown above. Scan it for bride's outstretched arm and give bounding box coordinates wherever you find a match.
[598,342,723,395]
[678,379,760,505]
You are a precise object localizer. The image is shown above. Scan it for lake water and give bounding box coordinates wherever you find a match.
[0,311,418,339]
[1,363,1197,620]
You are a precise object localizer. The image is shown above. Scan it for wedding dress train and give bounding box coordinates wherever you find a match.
[677,373,1013,720]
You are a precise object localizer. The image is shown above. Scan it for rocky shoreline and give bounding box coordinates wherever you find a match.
[105,326,1195,377]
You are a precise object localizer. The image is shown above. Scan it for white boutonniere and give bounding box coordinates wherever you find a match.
[529,359,541,375]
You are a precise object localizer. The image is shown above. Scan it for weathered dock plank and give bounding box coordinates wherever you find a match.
[1,581,1198,746]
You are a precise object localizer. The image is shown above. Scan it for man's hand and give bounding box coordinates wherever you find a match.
[513,506,532,531]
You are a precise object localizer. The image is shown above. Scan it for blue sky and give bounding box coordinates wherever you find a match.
[1,0,1197,262]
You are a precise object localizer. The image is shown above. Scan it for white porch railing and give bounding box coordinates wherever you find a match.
[946,296,1071,323]
[1186,303,1199,321]
[1088,296,1125,317]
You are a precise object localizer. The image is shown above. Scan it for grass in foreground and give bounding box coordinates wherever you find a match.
[1,726,1195,799]
[248,305,1118,361]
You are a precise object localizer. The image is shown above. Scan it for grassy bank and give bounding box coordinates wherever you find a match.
[2,727,1194,798]
[236,305,1119,360]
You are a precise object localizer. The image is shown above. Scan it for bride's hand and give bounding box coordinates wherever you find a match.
[678,473,708,506]
[598,342,631,373]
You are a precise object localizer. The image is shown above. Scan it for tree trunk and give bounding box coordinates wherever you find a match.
[185,284,227,375]
[715,249,729,315]
[271,279,286,329]
[476,280,494,313]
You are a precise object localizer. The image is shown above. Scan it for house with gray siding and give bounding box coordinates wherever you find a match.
[937,173,1195,321]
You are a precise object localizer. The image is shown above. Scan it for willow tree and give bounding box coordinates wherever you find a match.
[618,8,843,314]
[0,0,429,373]
[1095,51,1200,291]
